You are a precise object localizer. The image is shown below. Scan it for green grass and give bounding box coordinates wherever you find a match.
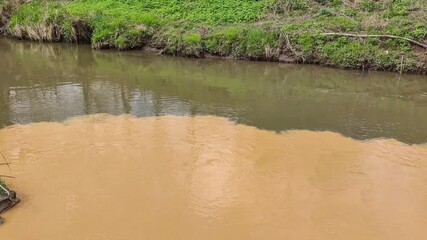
[67,0,268,25]
[1,0,427,72]
[0,179,6,195]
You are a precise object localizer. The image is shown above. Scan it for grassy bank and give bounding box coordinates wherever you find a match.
[0,0,426,73]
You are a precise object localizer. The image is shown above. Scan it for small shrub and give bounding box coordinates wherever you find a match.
[316,8,335,17]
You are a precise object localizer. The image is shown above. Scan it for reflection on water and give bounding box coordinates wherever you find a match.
[0,115,427,240]
[0,37,427,143]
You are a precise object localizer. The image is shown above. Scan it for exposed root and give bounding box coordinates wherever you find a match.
[264,45,281,60]
[71,19,92,43]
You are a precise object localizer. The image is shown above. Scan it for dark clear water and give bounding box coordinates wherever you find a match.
[0,37,426,143]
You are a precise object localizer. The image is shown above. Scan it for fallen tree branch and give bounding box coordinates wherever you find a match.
[321,33,427,49]
[0,152,11,170]
[0,175,15,179]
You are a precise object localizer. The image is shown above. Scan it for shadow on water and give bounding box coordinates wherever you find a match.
[0,37,426,143]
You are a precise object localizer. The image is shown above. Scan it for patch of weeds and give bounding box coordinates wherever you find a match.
[7,1,79,42]
[360,0,378,12]
[182,32,203,56]
[0,0,4,11]
[412,23,427,40]
[314,0,333,5]
[296,32,315,54]
[316,8,335,17]
[321,37,373,68]
[154,28,203,56]
[205,27,243,56]
[385,18,426,40]
[0,179,6,195]
[267,0,308,13]
[245,28,280,59]
[383,0,411,18]
[184,33,202,45]
[324,16,360,31]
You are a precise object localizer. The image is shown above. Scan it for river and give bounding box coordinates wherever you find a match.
[0,37,427,240]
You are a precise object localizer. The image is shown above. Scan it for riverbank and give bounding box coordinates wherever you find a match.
[1,0,426,73]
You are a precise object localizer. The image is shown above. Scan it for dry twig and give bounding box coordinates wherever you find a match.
[322,33,427,49]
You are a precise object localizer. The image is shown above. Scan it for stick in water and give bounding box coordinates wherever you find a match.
[0,152,11,170]
[0,175,15,179]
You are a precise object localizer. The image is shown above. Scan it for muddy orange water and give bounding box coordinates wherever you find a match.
[0,115,427,240]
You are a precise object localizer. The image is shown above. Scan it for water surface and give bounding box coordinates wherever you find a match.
[1,38,427,240]
[0,37,426,143]
[0,115,427,240]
